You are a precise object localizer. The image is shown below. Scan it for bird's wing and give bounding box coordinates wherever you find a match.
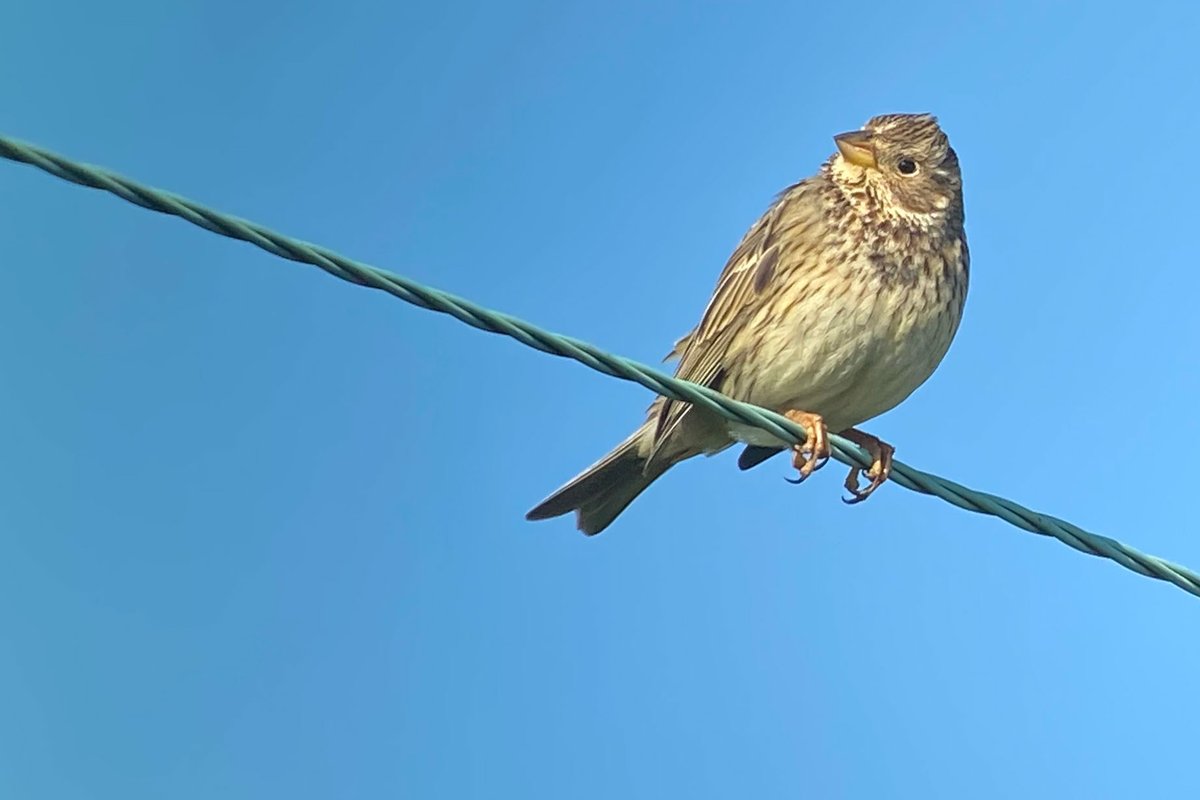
[649,182,812,457]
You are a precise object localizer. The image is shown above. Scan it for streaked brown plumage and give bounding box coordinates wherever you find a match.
[527,113,969,534]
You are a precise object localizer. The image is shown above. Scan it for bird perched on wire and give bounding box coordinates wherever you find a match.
[527,113,969,535]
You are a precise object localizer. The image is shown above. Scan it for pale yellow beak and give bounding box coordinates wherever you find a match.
[834,130,877,170]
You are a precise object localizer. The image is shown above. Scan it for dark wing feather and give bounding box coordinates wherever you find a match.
[737,444,785,470]
[649,186,800,456]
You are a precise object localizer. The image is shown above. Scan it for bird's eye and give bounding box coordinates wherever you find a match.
[897,157,919,176]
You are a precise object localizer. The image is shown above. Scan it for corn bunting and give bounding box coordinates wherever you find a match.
[527,113,969,534]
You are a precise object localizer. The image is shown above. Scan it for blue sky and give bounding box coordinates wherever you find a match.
[2,1,1199,797]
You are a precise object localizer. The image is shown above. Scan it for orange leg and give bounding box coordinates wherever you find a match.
[783,410,830,484]
[838,428,895,504]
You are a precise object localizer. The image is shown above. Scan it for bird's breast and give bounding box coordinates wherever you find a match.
[726,230,967,438]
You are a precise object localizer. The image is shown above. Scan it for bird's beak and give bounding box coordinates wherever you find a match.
[834,130,877,170]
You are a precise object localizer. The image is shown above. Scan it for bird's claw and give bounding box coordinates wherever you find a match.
[783,410,830,485]
[839,430,894,504]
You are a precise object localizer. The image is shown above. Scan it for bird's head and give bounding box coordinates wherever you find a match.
[830,113,963,221]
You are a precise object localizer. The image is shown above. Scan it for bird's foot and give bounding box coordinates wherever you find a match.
[783,410,830,484]
[839,428,894,504]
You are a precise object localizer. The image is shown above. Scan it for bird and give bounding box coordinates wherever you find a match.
[526,113,969,535]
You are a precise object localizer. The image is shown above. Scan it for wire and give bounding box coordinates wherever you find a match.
[2,133,1196,598]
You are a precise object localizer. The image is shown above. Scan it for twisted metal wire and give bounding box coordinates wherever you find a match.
[2,133,1196,598]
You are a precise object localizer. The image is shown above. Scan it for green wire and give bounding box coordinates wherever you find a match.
[2,133,1196,599]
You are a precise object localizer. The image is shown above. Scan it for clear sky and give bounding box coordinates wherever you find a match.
[2,1,1199,797]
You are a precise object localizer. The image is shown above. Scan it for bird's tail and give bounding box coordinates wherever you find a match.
[526,425,670,535]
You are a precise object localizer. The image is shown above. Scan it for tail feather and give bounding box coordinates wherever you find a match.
[526,429,669,535]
